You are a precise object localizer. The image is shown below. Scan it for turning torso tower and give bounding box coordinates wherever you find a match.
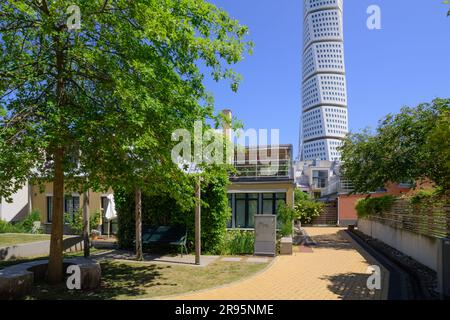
[300,0,349,161]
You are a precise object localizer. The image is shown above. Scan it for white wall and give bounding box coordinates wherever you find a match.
[0,184,30,222]
[358,218,439,271]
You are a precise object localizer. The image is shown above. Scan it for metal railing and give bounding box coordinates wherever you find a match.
[231,160,292,179]
[321,179,354,196]
[366,200,450,239]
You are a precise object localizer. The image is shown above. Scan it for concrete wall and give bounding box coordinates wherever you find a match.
[358,218,439,271]
[0,236,83,261]
[0,184,30,222]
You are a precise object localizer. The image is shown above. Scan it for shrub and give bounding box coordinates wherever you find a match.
[356,195,396,218]
[16,210,42,234]
[65,210,101,235]
[0,220,23,233]
[277,202,295,237]
[294,189,324,224]
[408,189,439,206]
[221,230,254,255]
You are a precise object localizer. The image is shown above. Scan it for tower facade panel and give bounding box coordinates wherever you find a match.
[300,0,348,162]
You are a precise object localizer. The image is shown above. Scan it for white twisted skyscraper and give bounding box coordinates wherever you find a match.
[300,0,349,161]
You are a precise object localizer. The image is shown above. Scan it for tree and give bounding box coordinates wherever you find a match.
[340,99,450,194]
[0,0,251,283]
[444,1,450,16]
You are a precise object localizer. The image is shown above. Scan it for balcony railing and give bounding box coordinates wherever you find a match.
[231,160,292,180]
[321,179,354,197]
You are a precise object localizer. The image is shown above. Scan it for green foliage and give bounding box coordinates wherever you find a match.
[444,1,450,16]
[0,210,42,234]
[115,166,231,255]
[294,189,324,224]
[221,230,254,255]
[16,210,42,234]
[277,202,295,237]
[64,210,101,235]
[0,220,23,233]
[340,99,450,193]
[407,189,449,207]
[355,196,396,218]
[0,0,252,200]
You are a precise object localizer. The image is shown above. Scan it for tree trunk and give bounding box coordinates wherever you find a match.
[83,190,90,258]
[195,177,201,265]
[48,147,65,284]
[135,188,143,261]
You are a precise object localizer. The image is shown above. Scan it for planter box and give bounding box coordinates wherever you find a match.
[280,237,293,255]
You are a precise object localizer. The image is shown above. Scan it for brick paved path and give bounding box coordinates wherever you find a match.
[169,228,389,300]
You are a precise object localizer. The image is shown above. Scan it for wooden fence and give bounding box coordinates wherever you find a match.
[367,199,450,239]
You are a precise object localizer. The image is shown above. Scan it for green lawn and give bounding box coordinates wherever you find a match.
[24,259,268,300]
[0,233,51,247]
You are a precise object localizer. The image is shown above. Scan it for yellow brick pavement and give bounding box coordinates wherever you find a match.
[167,228,389,300]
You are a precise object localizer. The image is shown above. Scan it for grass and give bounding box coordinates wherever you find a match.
[0,248,103,270]
[23,259,268,300]
[0,233,51,247]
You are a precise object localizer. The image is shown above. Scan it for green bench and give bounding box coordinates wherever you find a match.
[142,226,188,257]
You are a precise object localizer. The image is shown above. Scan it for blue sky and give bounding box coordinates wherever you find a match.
[204,0,450,157]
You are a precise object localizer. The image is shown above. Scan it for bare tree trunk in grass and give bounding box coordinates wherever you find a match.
[135,188,143,261]
[83,190,90,258]
[48,147,64,284]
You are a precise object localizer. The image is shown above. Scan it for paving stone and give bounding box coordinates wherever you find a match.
[246,257,269,263]
[170,228,390,300]
[221,257,242,262]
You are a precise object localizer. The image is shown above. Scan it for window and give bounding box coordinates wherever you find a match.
[235,193,258,228]
[227,194,233,228]
[312,170,328,188]
[64,195,80,221]
[230,193,287,229]
[47,195,80,223]
[47,196,53,223]
[262,193,286,215]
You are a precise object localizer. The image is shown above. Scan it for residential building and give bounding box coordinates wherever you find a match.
[0,183,31,222]
[30,183,116,234]
[227,144,296,229]
[300,0,349,161]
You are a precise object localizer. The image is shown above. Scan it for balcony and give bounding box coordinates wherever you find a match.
[230,160,293,182]
[321,179,354,197]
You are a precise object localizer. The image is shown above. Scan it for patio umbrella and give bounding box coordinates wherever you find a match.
[105,194,117,238]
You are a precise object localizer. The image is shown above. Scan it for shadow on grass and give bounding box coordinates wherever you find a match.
[28,261,177,300]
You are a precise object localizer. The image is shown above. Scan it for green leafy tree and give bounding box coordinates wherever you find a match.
[444,1,450,16]
[340,99,450,193]
[0,0,251,283]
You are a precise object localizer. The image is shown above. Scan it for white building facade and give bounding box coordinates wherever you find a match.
[300,0,349,161]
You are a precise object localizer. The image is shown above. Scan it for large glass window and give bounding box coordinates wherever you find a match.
[47,196,53,222]
[64,195,80,221]
[235,194,246,228]
[312,170,328,188]
[227,194,233,228]
[231,192,287,228]
[262,193,275,214]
